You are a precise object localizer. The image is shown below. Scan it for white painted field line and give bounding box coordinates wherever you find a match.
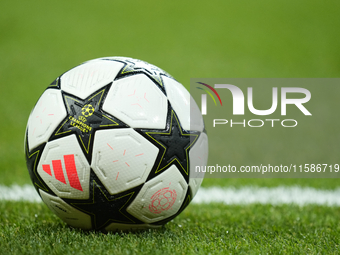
[193,186,340,206]
[0,184,41,203]
[1,185,340,206]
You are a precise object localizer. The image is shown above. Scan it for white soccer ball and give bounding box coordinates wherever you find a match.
[25,57,208,231]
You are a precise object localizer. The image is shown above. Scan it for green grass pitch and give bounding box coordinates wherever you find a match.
[1,202,340,254]
[1,0,340,254]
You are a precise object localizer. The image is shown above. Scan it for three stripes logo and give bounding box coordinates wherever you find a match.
[196,82,222,115]
[42,154,83,191]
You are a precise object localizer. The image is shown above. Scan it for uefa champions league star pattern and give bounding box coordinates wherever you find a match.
[25,57,208,231]
[50,84,127,161]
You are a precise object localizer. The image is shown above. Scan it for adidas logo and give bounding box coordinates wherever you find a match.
[42,154,83,191]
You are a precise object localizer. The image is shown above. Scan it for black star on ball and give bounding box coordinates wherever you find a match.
[66,173,143,230]
[136,107,200,183]
[50,84,127,162]
[25,136,55,195]
[105,58,174,95]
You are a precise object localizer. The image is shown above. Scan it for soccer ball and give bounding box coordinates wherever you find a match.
[25,57,208,231]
